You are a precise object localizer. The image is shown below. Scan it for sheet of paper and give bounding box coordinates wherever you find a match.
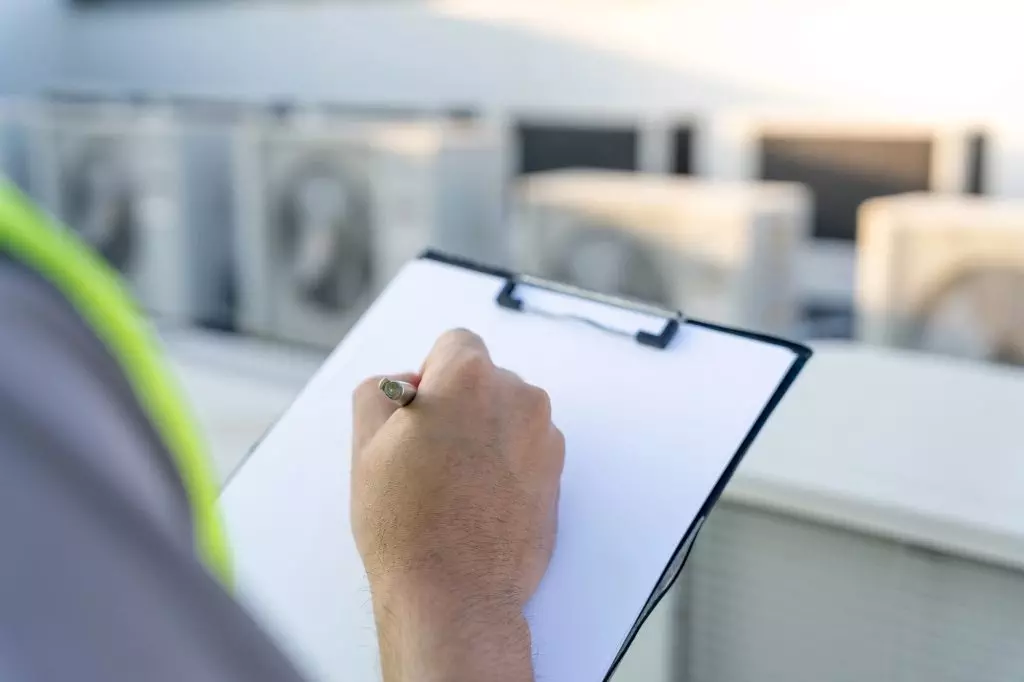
[220,258,803,682]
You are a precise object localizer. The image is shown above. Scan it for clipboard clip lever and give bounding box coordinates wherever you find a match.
[496,274,684,350]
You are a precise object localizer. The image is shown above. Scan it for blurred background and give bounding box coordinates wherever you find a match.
[2,0,1023,680]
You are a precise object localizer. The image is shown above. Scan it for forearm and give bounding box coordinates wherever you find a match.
[371,577,534,682]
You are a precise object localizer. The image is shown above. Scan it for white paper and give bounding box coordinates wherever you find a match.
[220,258,801,682]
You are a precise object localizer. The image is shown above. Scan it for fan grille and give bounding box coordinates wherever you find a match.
[274,155,374,312]
[541,222,674,308]
[60,137,136,273]
[910,265,1024,366]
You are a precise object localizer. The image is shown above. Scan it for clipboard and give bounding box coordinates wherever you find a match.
[219,250,812,682]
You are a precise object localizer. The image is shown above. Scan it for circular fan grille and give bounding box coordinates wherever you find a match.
[910,265,1024,366]
[276,157,374,312]
[61,139,136,272]
[540,218,730,311]
[548,226,671,306]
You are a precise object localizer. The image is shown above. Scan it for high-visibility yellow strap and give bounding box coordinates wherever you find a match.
[0,181,233,587]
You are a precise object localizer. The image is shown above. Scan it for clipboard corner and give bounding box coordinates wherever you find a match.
[601,327,812,681]
[688,318,813,362]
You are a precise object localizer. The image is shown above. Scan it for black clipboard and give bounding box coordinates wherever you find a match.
[420,249,811,679]
[220,250,813,682]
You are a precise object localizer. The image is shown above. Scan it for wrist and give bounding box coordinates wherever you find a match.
[371,573,533,682]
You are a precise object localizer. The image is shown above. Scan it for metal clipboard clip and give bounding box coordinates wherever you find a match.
[496,274,685,350]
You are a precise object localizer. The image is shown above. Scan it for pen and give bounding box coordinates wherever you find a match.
[379,377,418,407]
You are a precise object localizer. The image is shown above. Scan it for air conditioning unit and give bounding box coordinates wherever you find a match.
[857,193,1024,366]
[506,110,697,179]
[234,115,505,349]
[511,170,810,335]
[659,342,1024,682]
[27,100,236,327]
[701,112,986,337]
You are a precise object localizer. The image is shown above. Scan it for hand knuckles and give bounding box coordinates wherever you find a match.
[451,349,491,383]
[553,425,566,451]
[454,327,486,346]
[552,427,567,466]
[523,385,552,421]
[439,328,486,353]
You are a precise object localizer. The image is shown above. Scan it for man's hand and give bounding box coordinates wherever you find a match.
[351,329,565,682]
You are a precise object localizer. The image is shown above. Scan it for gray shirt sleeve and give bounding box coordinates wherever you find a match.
[0,255,308,682]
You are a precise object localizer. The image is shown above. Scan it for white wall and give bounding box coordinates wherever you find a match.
[56,2,756,113]
[55,0,1024,198]
[0,0,63,95]
[56,0,1024,116]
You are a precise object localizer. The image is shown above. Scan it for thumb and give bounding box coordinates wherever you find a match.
[352,372,420,454]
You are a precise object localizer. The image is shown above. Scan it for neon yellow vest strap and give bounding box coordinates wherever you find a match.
[0,180,233,587]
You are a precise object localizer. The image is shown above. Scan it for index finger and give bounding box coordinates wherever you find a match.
[352,372,419,454]
[419,328,491,381]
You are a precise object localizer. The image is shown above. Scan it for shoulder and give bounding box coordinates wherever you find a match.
[0,254,193,550]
